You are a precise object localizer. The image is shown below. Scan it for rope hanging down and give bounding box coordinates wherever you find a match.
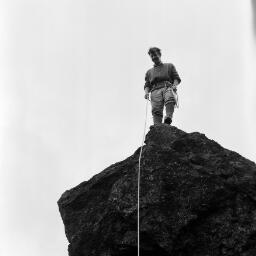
[137,99,149,256]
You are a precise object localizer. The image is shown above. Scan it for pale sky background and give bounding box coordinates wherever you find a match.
[0,1,255,256]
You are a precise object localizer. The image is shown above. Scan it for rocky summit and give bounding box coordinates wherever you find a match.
[58,125,256,256]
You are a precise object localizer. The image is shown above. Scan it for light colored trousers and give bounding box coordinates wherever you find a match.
[150,87,176,125]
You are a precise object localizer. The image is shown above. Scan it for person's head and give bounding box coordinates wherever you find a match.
[148,47,162,64]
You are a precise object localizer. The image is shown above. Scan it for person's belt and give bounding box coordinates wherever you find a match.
[151,81,173,91]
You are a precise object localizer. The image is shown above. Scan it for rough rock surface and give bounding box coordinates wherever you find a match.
[58,125,256,256]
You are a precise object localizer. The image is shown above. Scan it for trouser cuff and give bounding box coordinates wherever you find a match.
[165,103,175,118]
[153,115,162,125]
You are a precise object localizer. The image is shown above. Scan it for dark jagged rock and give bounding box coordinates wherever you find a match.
[58,125,256,256]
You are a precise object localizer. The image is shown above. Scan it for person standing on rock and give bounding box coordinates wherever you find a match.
[144,47,181,125]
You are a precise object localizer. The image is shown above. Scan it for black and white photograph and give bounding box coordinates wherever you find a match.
[1,1,256,255]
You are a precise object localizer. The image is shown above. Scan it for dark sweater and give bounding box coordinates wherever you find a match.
[144,62,181,91]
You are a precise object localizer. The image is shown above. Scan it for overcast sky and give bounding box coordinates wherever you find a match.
[0,1,255,256]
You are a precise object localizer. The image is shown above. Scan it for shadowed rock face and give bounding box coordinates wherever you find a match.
[58,125,256,256]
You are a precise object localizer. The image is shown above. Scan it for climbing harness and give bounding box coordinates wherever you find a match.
[137,98,150,256]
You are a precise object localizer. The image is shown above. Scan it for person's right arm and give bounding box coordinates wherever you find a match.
[144,87,150,99]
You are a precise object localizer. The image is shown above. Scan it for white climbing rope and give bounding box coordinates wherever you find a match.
[138,98,149,256]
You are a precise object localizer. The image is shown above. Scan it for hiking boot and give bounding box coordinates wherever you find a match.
[164,117,172,125]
